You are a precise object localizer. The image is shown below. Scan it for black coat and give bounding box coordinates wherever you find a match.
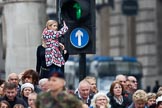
[108,94,130,108]
[75,91,93,106]
[0,95,28,108]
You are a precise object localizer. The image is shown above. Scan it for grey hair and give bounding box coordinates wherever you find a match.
[90,92,111,108]
[38,78,48,85]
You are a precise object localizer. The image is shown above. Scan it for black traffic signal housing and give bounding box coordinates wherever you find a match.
[57,0,96,54]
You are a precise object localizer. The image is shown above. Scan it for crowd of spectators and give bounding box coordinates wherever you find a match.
[0,70,162,108]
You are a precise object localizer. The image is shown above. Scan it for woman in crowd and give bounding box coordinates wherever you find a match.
[21,69,41,93]
[89,92,111,108]
[108,81,130,108]
[20,83,35,106]
[128,89,148,108]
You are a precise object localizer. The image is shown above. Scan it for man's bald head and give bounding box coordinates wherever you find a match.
[8,73,19,86]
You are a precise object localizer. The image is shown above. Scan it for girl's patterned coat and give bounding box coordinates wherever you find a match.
[42,25,68,67]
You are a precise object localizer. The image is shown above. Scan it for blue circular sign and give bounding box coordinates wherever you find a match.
[70,28,89,48]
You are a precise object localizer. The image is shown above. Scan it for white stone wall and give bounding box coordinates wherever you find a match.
[3,0,46,77]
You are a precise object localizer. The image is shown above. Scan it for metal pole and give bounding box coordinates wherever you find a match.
[79,53,86,81]
[57,0,61,24]
[127,16,136,56]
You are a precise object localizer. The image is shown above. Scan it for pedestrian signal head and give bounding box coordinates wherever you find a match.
[61,0,90,21]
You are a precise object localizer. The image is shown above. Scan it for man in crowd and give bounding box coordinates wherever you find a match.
[75,79,93,106]
[0,82,27,108]
[127,76,138,94]
[36,70,82,108]
[115,74,127,90]
[8,73,21,95]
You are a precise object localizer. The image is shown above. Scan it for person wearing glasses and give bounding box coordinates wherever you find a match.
[127,76,138,94]
[21,69,42,94]
[89,92,111,108]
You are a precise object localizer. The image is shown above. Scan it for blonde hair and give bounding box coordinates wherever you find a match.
[28,92,37,98]
[147,92,156,100]
[158,86,162,92]
[46,20,58,29]
[156,90,162,98]
[133,89,147,102]
[90,92,111,108]
[84,76,96,82]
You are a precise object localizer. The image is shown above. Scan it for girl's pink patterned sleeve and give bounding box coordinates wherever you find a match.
[57,25,68,36]
[42,25,68,39]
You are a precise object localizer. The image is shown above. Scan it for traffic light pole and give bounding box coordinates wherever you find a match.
[57,0,61,24]
[79,53,86,81]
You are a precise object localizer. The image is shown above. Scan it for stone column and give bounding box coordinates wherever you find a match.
[3,0,47,77]
[96,7,110,56]
[136,0,158,89]
[99,7,110,56]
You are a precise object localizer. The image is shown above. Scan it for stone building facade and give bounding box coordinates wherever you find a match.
[0,0,162,89]
[97,0,162,89]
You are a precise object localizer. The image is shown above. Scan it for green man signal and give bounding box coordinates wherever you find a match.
[73,3,81,20]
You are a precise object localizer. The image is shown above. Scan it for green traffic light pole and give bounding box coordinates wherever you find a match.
[79,53,86,81]
[74,2,86,81]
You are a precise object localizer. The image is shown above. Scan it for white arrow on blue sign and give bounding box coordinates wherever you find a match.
[70,28,89,48]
